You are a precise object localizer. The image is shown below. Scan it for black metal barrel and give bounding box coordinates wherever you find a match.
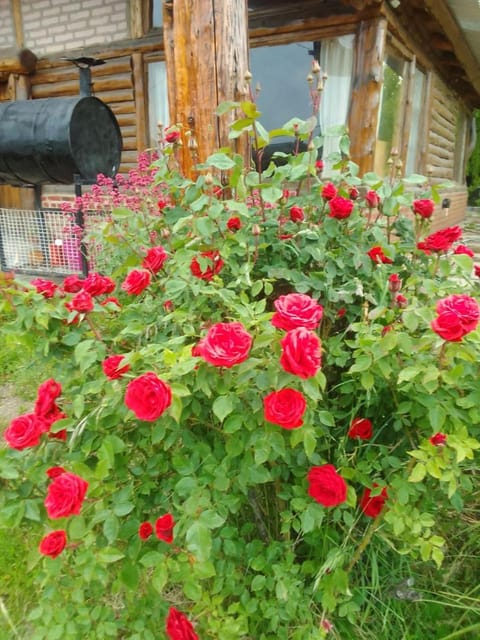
[0,96,122,186]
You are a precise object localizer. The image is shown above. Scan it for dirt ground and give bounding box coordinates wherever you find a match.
[0,384,28,432]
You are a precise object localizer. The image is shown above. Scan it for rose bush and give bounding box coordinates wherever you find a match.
[0,95,479,640]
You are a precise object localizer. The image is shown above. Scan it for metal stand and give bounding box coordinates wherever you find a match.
[74,174,93,278]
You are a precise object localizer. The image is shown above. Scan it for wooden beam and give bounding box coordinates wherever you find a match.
[423,0,480,94]
[163,0,249,177]
[0,48,37,75]
[131,52,148,151]
[348,16,388,174]
[10,0,24,48]
[130,0,146,39]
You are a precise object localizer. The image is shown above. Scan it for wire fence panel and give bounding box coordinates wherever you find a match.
[0,208,104,276]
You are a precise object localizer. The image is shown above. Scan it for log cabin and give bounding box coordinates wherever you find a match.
[0,0,479,237]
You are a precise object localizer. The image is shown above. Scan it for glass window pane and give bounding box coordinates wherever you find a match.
[152,0,163,28]
[405,67,426,175]
[249,42,314,132]
[375,57,405,176]
[148,61,169,147]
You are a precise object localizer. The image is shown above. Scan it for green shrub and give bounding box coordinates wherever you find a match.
[0,99,479,639]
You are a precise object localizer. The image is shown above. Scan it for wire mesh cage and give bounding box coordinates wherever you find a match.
[0,208,104,276]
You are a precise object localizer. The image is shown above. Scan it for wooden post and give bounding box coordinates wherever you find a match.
[162,0,249,177]
[348,17,387,175]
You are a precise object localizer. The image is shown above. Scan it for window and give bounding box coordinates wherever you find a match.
[249,36,354,174]
[375,54,428,177]
[147,61,169,147]
[405,67,426,175]
[152,0,163,28]
[375,55,406,176]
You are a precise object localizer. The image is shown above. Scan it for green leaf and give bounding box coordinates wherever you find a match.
[186,521,212,562]
[97,547,125,564]
[151,564,168,594]
[402,173,428,184]
[120,562,140,589]
[251,575,266,592]
[206,152,236,170]
[140,551,164,568]
[213,395,234,422]
[103,514,120,544]
[216,100,239,116]
[428,404,446,430]
[408,463,426,483]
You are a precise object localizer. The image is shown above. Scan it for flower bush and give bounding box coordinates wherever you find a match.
[0,96,480,640]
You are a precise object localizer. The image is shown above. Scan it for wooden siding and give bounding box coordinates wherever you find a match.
[426,75,459,182]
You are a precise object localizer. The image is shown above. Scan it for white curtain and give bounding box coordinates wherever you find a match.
[319,35,355,176]
[148,61,169,148]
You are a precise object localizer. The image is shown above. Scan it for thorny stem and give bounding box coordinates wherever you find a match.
[346,510,385,573]
[85,315,104,344]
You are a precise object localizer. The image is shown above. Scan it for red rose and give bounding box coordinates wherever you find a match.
[142,245,168,273]
[66,291,94,313]
[307,464,348,507]
[388,273,402,292]
[475,264,480,277]
[429,432,447,446]
[121,269,151,295]
[39,530,67,558]
[227,216,242,231]
[190,250,224,281]
[46,466,66,479]
[164,299,174,312]
[101,296,122,308]
[289,206,305,222]
[166,607,199,640]
[348,417,372,440]
[138,522,154,540]
[44,471,88,519]
[263,388,307,429]
[321,182,337,201]
[31,278,58,298]
[431,294,480,342]
[271,293,324,331]
[422,226,462,253]
[395,294,408,308]
[158,197,169,210]
[365,190,380,208]
[315,159,324,173]
[453,244,474,257]
[82,272,116,296]
[125,372,172,421]
[349,187,360,200]
[328,196,354,219]
[198,322,252,368]
[155,513,175,543]
[102,355,130,380]
[359,485,388,518]
[412,199,435,219]
[279,327,322,379]
[48,428,67,441]
[4,413,44,450]
[34,379,62,418]
[164,128,180,144]
[62,275,84,293]
[367,246,393,264]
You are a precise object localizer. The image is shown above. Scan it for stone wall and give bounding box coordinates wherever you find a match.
[21,0,130,56]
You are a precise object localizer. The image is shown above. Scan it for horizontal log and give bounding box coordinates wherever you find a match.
[432,94,458,125]
[0,49,37,74]
[94,89,135,104]
[430,114,456,141]
[121,137,138,151]
[428,142,453,161]
[110,101,136,115]
[115,113,137,127]
[429,131,455,152]
[32,76,133,99]
[31,65,132,87]
[427,153,454,169]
